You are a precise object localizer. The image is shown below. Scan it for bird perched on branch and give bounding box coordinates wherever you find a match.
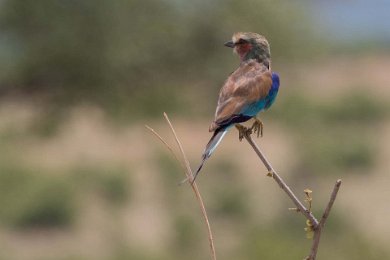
[192,32,280,183]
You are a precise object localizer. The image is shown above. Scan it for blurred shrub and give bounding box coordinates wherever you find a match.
[270,94,320,128]
[241,226,307,259]
[272,90,388,128]
[300,133,375,174]
[271,91,386,175]
[323,91,388,123]
[115,250,170,260]
[209,158,239,177]
[205,158,250,219]
[0,165,75,228]
[98,171,129,205]
[71,164,131,206]
[173,215,200,250]
[0,0,110,96]
[240,217,390,260]
[0,0,319,119]
[157,151,182,184]
[211,188,249,219]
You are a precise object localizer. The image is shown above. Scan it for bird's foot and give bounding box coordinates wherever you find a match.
[250,118,264,138]
[235,124,249,141]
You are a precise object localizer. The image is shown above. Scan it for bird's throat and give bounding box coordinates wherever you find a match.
[236,44,253,61]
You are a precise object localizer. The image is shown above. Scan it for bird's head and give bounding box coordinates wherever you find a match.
[224,32,271,66]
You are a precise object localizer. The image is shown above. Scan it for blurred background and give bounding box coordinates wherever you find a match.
[0,0,389,259]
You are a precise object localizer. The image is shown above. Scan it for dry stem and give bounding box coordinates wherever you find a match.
[146,113,217,260]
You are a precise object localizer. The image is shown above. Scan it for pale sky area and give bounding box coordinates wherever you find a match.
[311,0,390,42]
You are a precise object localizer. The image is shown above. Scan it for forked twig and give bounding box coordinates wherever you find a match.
[306,179,342,260]
[146,113,217,260]
[145,125,187,173]
[243,131,341,260]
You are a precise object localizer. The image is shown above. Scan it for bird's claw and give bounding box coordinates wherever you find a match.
[251,118,264,138]
[235,124,248,141]
[235,118,264,141]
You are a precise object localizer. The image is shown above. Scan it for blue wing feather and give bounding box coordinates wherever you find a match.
[240,72,280,116]
[265,72,280,109]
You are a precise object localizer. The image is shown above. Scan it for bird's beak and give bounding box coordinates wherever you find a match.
[224,40,235,48]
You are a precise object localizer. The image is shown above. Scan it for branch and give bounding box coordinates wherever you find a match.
[243,133,319,227]
[242,131,342,260]
[146,113,217,260]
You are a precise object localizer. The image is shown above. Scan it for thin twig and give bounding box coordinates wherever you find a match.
[243,132,319,227]
[163,113,193,182]
[306,179,342,260]
[146,114,217,260]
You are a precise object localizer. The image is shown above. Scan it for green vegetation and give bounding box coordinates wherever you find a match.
[0,0,320,121]
[239,221,390,260]
[272,91,388,128]
[157,151,182,184]
[173,215,201,250]
[271,90,387,175]
[0,162,132,230]
[71,164,131,206]
[0,165,75,228]
[300,133,375,174]
[211,187,249,219]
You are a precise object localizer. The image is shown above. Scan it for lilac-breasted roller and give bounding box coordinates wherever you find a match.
[192,32,280,183]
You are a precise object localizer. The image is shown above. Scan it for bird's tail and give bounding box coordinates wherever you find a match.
[191,128,227,183]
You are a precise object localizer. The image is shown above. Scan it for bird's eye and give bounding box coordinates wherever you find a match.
[236,39,248,45]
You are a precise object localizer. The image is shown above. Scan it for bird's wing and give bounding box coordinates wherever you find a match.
[264,72,280,110]
[209,61,272,131]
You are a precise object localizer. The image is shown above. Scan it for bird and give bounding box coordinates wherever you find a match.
[191,32,280,183]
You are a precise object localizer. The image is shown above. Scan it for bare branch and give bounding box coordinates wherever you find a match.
[321,179,342,224]
[146,114,217,260]
[243,132,319,227]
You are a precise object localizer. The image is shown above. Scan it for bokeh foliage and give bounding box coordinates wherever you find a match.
[0,0,318,119]
[0,164,75,228]
[271,90,388,176]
